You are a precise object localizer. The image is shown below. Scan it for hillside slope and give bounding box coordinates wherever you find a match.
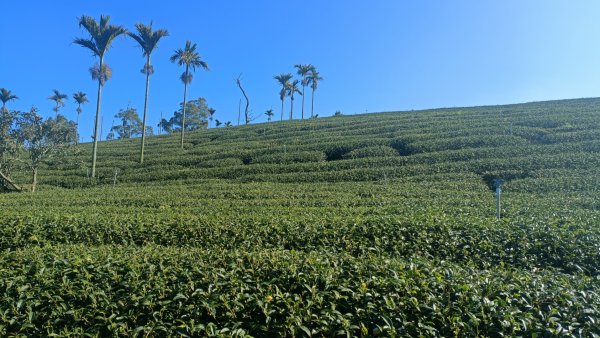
[12,98,600,191]
[1,98,599,336]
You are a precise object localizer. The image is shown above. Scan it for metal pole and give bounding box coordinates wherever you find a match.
[496,187,501,220]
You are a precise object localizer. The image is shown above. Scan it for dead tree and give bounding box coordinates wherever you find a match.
[236,75,251,125]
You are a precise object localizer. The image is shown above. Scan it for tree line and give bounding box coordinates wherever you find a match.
[0,103,77,192]
[274,65,323,121]
[1,14,325,187]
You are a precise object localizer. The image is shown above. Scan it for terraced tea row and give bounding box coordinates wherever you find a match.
[1,245,597,337]
[1,98,599,335]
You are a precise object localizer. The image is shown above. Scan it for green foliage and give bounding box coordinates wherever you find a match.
[158,97,210,133]
[17,109,77,168]
[343,145,399,159]
[0,109,18,175]
[47,89,68,114]
[1,98,600,335]
[108,107,152,140]
[0,88,18,109]
[0,245,597,337]
[73,15,126,59]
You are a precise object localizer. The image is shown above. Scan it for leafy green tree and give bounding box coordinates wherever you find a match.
[307,67,323,118]
[287,79,302,120]
[109,107,152,139]
[158,97,210,133]
[17,108,77,192]
[48,89,68,116]
[274,73,292,121]
[129,22,169,163]
[170,40,209,148]
[0,88,18,113]
[294,64,313,119]
[72,91,88,143]
[0,109,18,181]
[74,15,126,178]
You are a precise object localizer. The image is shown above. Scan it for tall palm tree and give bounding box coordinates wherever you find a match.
[273,73,292,121]
[265,108,274,122]
[48,89,68,116]
[0,88,18,112]
[73,91,88,143]
[294,64,313,119]
[307,67,323,118]
[287,79,302,120]
[170,40,209,148]
[129,22,169,163]
[208,108,216,128]
[74,15,126,178]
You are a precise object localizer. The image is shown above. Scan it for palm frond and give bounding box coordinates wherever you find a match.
[89,63,113,85]
[75,15,126,58]
[73,38,100,56]
[73,91,88,104]
[294,64,313,77]
[141,63,155,75]
[180,71,193,84]
[129,22,169,57]
[0,88,18,104]
[307,68,323,90]
[171,40,208,77]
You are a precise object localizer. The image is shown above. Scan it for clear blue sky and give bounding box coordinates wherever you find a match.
[1,1,599,141]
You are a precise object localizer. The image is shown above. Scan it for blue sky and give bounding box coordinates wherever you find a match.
[1,1,600,141]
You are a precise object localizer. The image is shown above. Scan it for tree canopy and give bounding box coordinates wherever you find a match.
[158,97,211,133]
[107,107,153,140]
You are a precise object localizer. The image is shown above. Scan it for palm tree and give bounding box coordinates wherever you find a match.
[265,108,274,122]
[307,67,323,118]
[74,15,126,178]
[273,73,292,121]
[215,119,222,128]
[73,91,88,143]
[0,88,18,113]
[129,22,169,164]
[294,64,313,119]
[48,89,68,116]
[287,79,302,120]
[208,108,216,128]
[170,40,209,148]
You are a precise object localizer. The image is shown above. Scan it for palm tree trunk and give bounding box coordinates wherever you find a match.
[281,99,284,121]
[140,55,151,163]
[181,65,189,149]
[301,83,306,120]
[91,56,104,178]
[311,88,315,118]
[76,111,80,145]
[290,97,294,121]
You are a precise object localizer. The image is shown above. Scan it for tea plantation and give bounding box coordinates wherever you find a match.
[1,98,599,336]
